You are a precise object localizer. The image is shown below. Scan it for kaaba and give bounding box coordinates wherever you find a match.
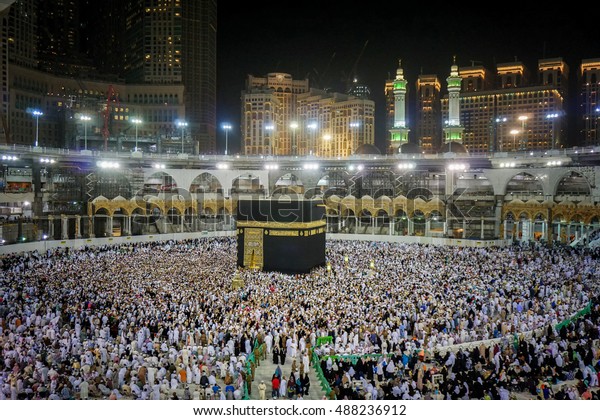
[236,199,326,273]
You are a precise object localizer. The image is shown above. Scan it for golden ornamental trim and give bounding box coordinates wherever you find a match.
[236,220,326,229]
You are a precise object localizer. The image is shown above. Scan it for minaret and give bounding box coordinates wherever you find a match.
[389,59,410,153]
[443,56,464,146]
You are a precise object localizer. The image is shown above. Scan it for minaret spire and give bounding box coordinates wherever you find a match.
[443,57,465,149]
[389,59,410,154]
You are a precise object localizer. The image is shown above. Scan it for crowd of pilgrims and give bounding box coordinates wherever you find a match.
[0,237,599,400]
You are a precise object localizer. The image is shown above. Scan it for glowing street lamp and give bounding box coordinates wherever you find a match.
[177,121,188,153]
[265,123,274,155]
[290,121,298,155]
[510,129,520,151]
[222,123,232,155]
[349,121,360,151]
[131,118,142,151]
[80,115,91,150]
[518,115,528,150]
[494,117,507,152]
[546,113,560,149]
[322,133,332,157]
[307,122,317,155]
[32,110,43,147]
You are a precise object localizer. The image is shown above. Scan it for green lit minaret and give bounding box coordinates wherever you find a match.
[389,59,410,153]
[443,56,465,147]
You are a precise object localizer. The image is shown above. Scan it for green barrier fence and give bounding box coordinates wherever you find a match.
[311,346,334,399]
[243,339,264,400]
[554,301,592,332]
[311,301,597,399]
[311,350,406,399]
[316,336,333,347]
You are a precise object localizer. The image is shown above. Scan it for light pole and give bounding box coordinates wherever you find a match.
[265,123,274,155]
[222,123,232,155]
[289,121,298,156]
[80,115,91,150]
[510,129,520,151]
[546,113,559,149]
[322,134,332,157]
[32,110,43,147]
[307,122,317,155]
[518,115,528,150]
[494,117,507,152]
[350,122,360,154]
[177,121,188,154]
[131,118,142,151]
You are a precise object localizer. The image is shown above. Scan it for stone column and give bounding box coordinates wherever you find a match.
[48,215,55,239]
[494,198,503,239]
[75,215,81,239]
[519,220,526,242]
[89,216,95,238]
[60,216,69,240]
[107,216,114,237]
[121,215,131,236]
[389,219,394,236]
[541,221,546,241]
[408,218,414,235]
[462,219,467,238]
[425,219,431,237]
[480,217,485,239]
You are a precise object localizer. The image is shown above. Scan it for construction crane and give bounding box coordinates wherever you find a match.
[308,52,336,90]
[345,40,369,92]
[101,85,120,151]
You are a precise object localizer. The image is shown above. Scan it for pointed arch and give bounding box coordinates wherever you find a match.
[145,171,178,193]
[554,170,591,196]
[232,174,263,194]
[190,172,223,194]
[505,172,543,196]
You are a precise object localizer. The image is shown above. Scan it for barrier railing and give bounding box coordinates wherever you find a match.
[554,301,592,332]
[243,339,265,400]
[315,336,333,347]
[312,301,596,398]
[311,344,334,400]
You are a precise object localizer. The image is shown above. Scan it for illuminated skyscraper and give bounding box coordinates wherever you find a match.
[0,1,16,143]
[241,88,279,156]
[296,91,374,158]
[244,73,309,155]
[440,58,567,153]
[384,79,394,152]
[7,0,36,69]
[123,0,217,152]
[415,75,441,153]
[37,0,87,76]
[580,59,600,146]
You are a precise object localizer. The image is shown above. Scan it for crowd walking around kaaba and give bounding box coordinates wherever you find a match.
[1,237,599,400]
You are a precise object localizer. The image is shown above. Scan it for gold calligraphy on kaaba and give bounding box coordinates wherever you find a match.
[243,228,263,269]
[269,230,299,237]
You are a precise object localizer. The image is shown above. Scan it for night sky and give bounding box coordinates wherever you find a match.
[216,5,600,153]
